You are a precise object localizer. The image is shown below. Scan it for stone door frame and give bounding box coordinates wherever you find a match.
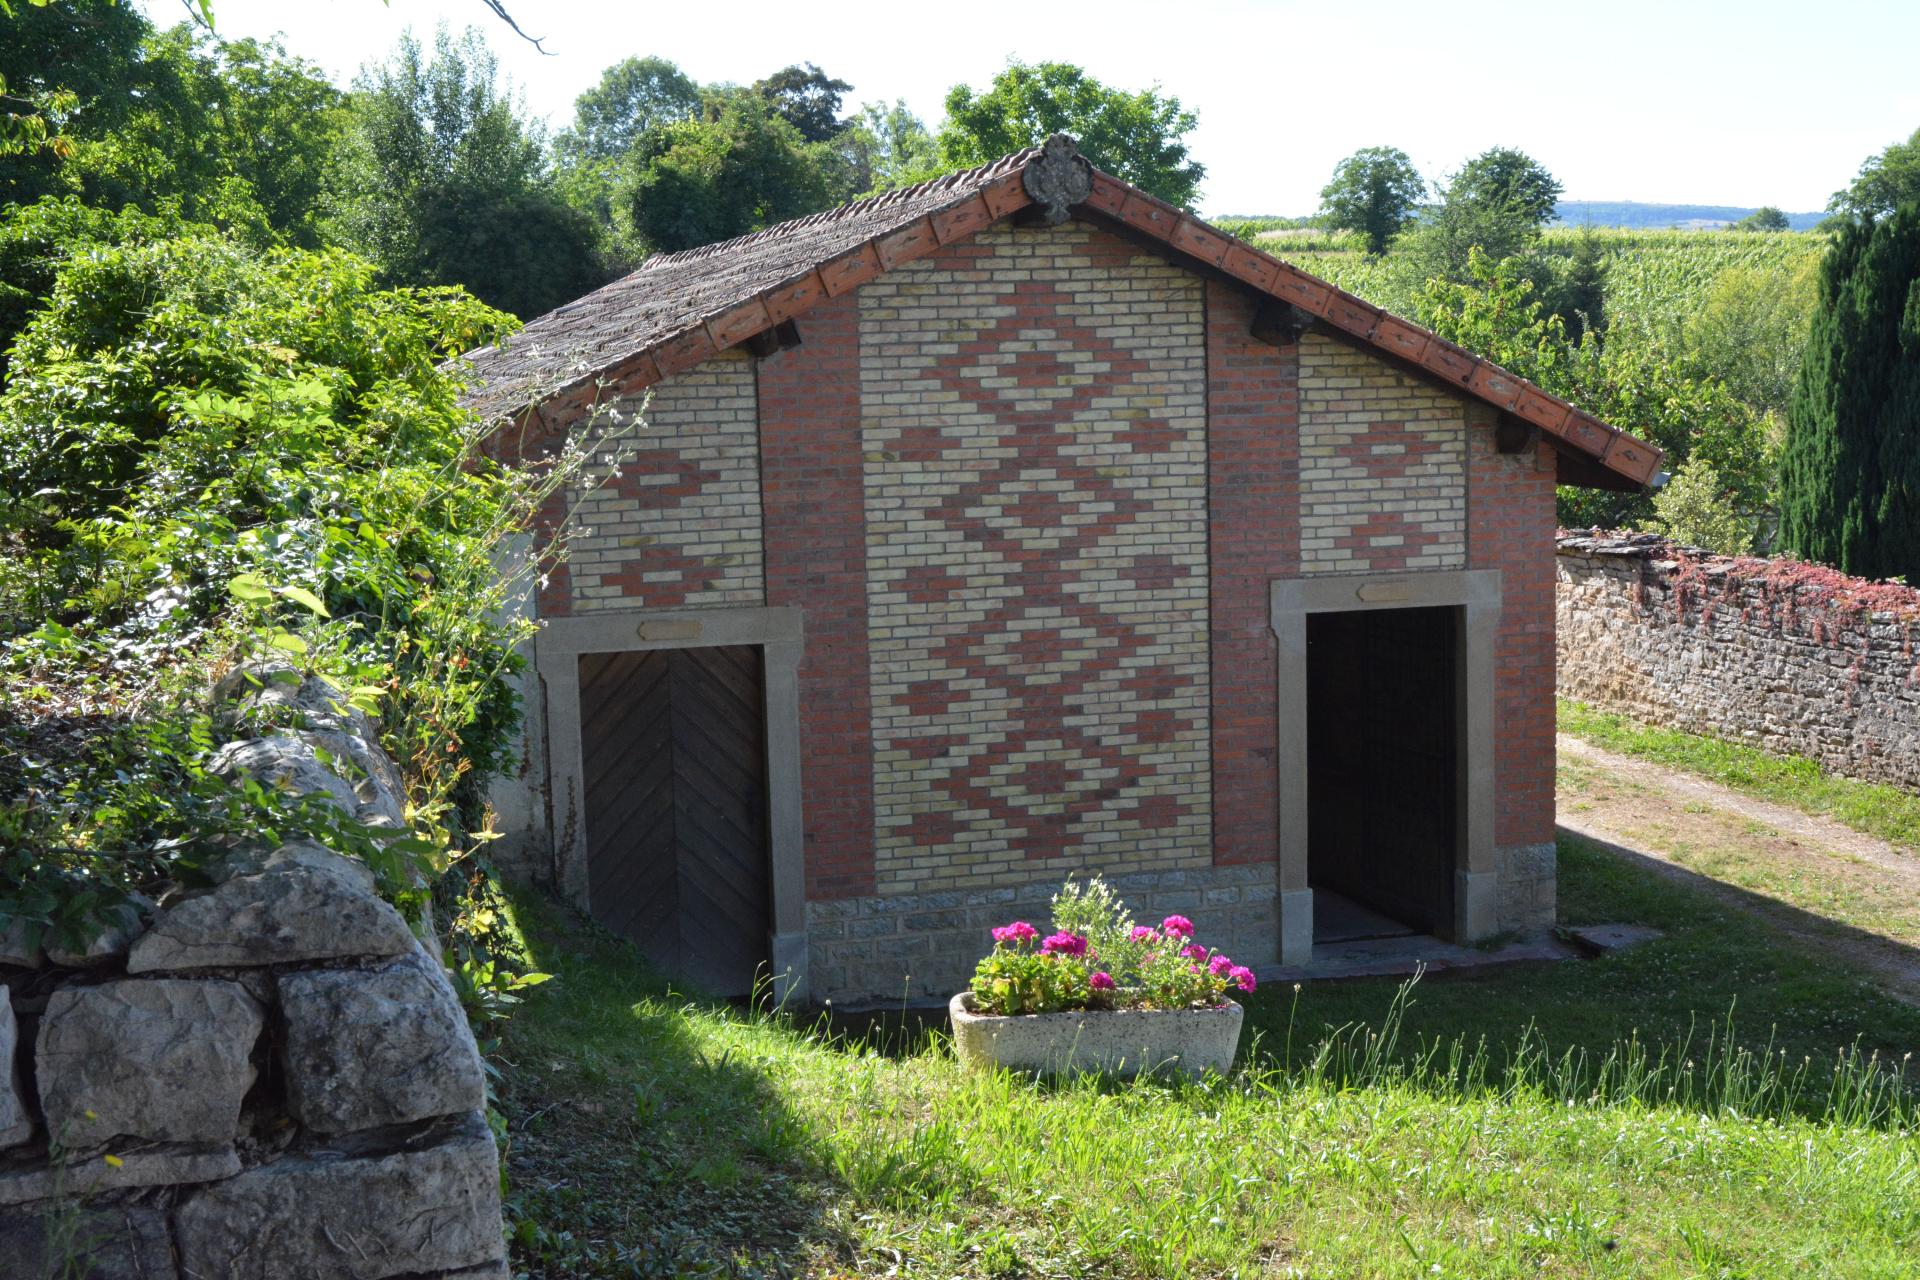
[1269,570,1501,964]
[535,606,808,1000]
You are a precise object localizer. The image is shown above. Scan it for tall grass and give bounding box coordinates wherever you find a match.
[1270,971,1915,1131]
[504,886,1920,1278]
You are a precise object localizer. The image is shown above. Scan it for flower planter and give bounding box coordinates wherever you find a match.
[947,991,1244,1080]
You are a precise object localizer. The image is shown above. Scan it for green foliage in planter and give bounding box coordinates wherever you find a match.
[968,878,1255,1016]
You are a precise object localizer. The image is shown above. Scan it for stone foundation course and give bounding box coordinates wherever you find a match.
[0,667,506,1278]
[808,863,1280,1005]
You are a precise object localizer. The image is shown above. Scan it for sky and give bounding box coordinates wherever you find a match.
[139,0,1920,218]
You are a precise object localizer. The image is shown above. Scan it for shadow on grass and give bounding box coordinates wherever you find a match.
[491,832,1920,1278]
[1233,833,1920,1118]
[1562,823,1920,1001]
[494,890,864,1279]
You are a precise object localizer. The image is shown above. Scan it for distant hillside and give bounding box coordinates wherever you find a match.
[1217,204,1829,234]
[1554,201,1827,231]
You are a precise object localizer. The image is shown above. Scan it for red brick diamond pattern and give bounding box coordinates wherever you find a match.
[565,356,765,611]
[860,227,1212,893]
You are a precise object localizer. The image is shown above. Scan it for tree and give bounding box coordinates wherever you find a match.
[1830,127,1920,219]
[327,26,605,318]
[0,0,150,201]
[556,55,699,164]
[936,61,1203,208]
[623,90,840,254]
[1317,146,1425,256]
[839,99,938,194]
[152,31,347,246]
[1449,146,1563,226]
[753,62,851,144]
[1651,457,1753,554]
[1417,247,1772,530]
[1545,224,1608,340]
[0,6,344,245]
[1683,257,1820,419]
[1777,203,1920,579]
[1732,206,1790,232]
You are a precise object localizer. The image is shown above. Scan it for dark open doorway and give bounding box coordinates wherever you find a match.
[1306,606,1460,940]
[578,645,771,996]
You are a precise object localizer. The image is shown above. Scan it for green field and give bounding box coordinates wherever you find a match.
[1253,225,1825,345]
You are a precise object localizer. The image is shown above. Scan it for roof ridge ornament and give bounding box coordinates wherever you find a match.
[1022,134,1093,225]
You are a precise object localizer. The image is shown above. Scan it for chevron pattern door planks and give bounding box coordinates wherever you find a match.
[579,645,770,996]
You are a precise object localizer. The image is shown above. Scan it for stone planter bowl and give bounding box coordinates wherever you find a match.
[947,991,1244,1080]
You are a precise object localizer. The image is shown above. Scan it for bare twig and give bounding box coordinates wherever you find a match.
[476,0,553,54]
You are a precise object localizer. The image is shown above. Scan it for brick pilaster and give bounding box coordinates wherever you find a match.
[759,293,878,899]
[1205,283,1298,865]
[1469,418,1557,847]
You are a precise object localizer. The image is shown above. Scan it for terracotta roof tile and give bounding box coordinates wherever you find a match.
[457,136,1661,489]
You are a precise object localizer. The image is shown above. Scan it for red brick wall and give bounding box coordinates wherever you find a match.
[758,293,878,898]
[1468,420,1558,847]
[1205,284,1298,866]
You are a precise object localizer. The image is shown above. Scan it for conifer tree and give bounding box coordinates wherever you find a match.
[1777,203,1920,580]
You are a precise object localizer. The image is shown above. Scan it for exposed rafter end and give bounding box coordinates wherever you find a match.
[1555,450,1646,493]
[1249,299,1320,347]
[743,319,802,359]
[1495,415,1540,455]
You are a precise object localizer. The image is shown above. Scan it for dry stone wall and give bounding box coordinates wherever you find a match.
[0,668,506,1279]
[1556,533,1920,791]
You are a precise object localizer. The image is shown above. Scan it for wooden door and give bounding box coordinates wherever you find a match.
[1307,607,1458,934]
[578,645,770,995]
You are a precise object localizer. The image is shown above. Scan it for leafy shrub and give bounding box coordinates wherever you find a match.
[968,878,1255,1015]
[1417,248,1774,529]
[0,201,618,946]
[1652,457,1755,555]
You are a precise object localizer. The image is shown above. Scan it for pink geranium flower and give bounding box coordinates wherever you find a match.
[1181,942,1207,962]
[1161,915,1195,938]
[1229,966,1257,993]
[1041,931,1088,957]
[992,921,1038,945]
[1208,954,1234,976]
[1088,971,1116,991]
[1129,926,1158,945]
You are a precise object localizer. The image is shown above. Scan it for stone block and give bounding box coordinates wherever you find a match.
[209,733,359,815]
[0,1203,176,1279]
[902,909,966,932]
[1,915,43,968]
[37,979,262,1148]
[278,949,485,1135]
[46,896,149,968]
[0,1146,241,1206]
[215,838,377,893]
[1,990,30,1148]
[128,860,414,973]
[173,1110,506,1280]
[209,723,407,831]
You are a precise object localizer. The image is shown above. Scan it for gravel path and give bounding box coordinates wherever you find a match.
[1557,733,1920,1004]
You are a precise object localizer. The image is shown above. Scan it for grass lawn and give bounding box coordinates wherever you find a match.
[1557,698,1920,851]
[493,838,1920,1279]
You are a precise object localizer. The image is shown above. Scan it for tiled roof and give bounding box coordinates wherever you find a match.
[458,138,1660,488]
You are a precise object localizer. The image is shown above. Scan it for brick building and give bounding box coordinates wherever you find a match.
[466,137,1658,1003]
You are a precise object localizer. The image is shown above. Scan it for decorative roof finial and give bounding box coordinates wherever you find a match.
[1022,134,1093,225]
